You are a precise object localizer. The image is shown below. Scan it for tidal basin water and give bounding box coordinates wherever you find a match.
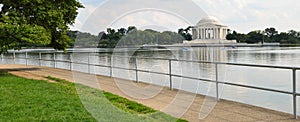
[2,46,300,115]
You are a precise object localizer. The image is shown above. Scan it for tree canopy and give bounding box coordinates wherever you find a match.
[0,0,83,53]
[178,26,193,41]
[68,26,185,48]
[227,28,300,44]
[99,27,184,48]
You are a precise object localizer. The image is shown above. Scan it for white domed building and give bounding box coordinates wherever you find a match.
[184,16,236,44]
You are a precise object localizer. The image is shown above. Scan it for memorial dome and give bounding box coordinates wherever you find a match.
[196,16,222,26]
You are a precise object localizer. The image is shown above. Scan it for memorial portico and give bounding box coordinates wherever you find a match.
[184,16,236,44]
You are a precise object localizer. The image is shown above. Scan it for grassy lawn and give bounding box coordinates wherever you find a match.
[0,72,187,122]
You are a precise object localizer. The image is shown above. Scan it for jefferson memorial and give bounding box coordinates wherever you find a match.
[184,16,236,44]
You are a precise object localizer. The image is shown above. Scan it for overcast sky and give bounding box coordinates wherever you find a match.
[71,0,300,35]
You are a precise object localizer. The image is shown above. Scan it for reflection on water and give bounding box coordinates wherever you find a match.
[1,47,300,114]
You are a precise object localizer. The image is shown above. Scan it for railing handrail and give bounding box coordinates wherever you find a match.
[8,51,300,70]
[9,54,300,70]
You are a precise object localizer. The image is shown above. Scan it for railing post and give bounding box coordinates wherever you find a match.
[135,57,139,83]
[109,55,113,77]
[39,52,42,66]
[25,52,28,66]
[215,63,220,101]
[69,54,72,71]
[13,51,16,64]
[0,53,3,63]
[88,54,90,74]
[169,59,173,90]
[293,69,297,119]
[53,53,56,68]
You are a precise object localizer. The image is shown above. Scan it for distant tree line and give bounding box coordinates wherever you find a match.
[68,26,300,48]
[68,26,189,48]
[226,27,300,44]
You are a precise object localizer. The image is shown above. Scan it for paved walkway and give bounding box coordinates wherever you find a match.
[0,64,299,122]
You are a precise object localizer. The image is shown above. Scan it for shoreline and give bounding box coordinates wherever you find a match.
[12,43,300,51]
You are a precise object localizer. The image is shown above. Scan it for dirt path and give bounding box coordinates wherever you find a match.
[0,64,299,122]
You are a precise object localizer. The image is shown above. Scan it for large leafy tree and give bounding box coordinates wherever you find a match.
[0,0,83,53]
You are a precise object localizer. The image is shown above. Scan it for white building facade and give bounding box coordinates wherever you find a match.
[184,16,236,44]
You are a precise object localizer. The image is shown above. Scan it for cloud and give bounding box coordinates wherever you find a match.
[71,0,207,35]
[69,1,100,31]
[110,11,191,32]
[194,0,300,33]
[71,0,300,34]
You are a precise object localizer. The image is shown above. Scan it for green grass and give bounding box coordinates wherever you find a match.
[46,76,156,114]
[102,91,156,114]
[0,72,188,122]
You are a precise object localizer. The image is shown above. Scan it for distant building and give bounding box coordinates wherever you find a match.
[184,16,236,44]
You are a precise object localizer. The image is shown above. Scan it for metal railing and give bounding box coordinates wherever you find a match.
[0,51,299,119]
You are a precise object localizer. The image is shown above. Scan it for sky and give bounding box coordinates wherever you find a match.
[71,0,300,35]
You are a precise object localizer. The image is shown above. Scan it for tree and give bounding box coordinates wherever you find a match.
[73,32,99,47]
[0,0,83,53]
[159,32,172,44]
[246,31,263,43]
[118,28,127,36]
[225,28,300,44]
[127,26,137,34]
[265,28,278,37]
[178,26,192,41]
[226,30,247,43]
[226,30,238,40]
[288,30,298,38]
[264,27,278,42]
[276,31,298,44]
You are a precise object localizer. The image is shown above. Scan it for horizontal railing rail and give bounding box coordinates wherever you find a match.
[0,51,299,119]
